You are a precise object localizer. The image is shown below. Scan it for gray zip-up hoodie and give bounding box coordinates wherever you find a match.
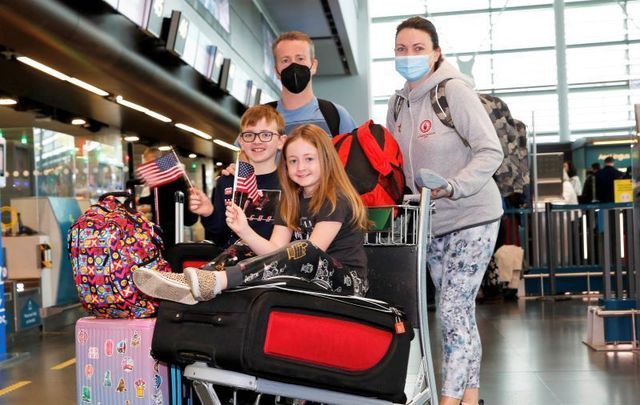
[386,59,503,237]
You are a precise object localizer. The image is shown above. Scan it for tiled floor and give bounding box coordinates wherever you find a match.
[0,298,638,405]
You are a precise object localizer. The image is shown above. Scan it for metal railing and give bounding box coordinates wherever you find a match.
[502,202,638,300]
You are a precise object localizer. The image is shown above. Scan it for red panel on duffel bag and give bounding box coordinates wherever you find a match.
[263,311,393,372]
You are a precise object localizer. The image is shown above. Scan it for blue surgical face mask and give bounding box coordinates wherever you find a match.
[395,55,431,82]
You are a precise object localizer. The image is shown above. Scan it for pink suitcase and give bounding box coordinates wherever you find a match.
[75,317,169,404]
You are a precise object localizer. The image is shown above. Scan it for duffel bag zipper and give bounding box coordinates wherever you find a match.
[225,277,407,328]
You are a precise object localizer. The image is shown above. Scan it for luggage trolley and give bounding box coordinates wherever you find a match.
[180,185,438,405]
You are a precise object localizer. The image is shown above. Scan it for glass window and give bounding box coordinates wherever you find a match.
[568,88,635,132]
[372,102,390,128]
[567,44,630,84]
[449,54,493,89]
[628,2,640,40]
[1,128,35,202]
[430,13,492,54]
[425,0,489,13]
[502,0,552,6]
[535,135,560,144]
[492,50,557,88]
[631,43,640,80]
[369,0,426,18]
[370,21,399,60]
[499,93,559,134]
[74,134,124,199]
[565,4,626,45]
[371,60,405,98]
[490,8,555,50]
[34,129,76,198]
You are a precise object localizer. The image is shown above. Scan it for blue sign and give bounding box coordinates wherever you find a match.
[20,297,41,329]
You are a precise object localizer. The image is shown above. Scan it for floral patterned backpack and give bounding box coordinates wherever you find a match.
[68,192,170,318]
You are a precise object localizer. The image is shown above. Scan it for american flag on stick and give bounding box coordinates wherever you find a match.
[136,152,186,188]
[234,160,261,202]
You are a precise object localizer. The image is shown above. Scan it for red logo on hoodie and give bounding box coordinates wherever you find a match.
[419,119,432,134]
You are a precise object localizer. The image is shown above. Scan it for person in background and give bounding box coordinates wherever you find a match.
[386,16,502,405]
[561,171,578,204]
[595,156,623,203]
[580,162,600,203]
[563,161,581,197]
[137,147,198,251]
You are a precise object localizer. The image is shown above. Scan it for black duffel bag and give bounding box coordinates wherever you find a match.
[151,279,413,403]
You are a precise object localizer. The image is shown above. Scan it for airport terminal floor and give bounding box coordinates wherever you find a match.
[1,298,639,405]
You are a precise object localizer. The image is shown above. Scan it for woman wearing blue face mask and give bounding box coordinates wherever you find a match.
[387,16,504,405]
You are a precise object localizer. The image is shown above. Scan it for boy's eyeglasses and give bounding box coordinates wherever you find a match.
[239,131,279,143]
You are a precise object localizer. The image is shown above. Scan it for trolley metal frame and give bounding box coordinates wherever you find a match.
[182,187,438,405]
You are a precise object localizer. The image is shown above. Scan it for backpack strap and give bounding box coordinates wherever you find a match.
[318,98,341,136]
[267,99,340,136]
[332,132,353,165]
[392,95,405,121]
[430,79,470,148]
[356,120,393,176]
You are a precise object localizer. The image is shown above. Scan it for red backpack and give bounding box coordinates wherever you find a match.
[68,192,171,318]
[333,120,405,207]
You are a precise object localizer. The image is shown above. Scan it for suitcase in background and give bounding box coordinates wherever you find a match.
[75,317,169,404]
[166,242,221,273]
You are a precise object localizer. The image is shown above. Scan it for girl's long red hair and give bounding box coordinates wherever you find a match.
[278,124,368,231]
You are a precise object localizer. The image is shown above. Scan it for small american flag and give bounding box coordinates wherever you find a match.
[136,153,184,188]
[235,161,260,202]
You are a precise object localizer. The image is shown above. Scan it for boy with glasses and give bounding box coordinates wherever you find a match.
[189,105,286,247]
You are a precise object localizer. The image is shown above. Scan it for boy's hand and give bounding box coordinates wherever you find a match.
[221,162,236,177]
[225,202,248,237]
[189,188,214,217]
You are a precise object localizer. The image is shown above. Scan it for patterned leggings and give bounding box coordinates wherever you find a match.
[427,221,499,399]
[202,241,367,296]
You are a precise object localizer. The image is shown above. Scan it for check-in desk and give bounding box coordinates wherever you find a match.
[10,197,81,308]
[2,279,42,333]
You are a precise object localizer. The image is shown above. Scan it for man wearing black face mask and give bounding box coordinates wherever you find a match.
[268,31,356,137]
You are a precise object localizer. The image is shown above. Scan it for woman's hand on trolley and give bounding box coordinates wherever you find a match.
[430,183,453,200]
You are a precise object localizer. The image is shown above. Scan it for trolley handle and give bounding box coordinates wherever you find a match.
[402,194,420,204]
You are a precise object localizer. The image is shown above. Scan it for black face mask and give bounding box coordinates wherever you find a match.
[279,63,311,94]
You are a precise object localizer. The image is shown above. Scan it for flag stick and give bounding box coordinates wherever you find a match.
[231,154,240,205]
[171,148,194,189]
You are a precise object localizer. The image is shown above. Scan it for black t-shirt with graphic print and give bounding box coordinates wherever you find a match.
[201,171,281,247]
[275,193,367,279]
